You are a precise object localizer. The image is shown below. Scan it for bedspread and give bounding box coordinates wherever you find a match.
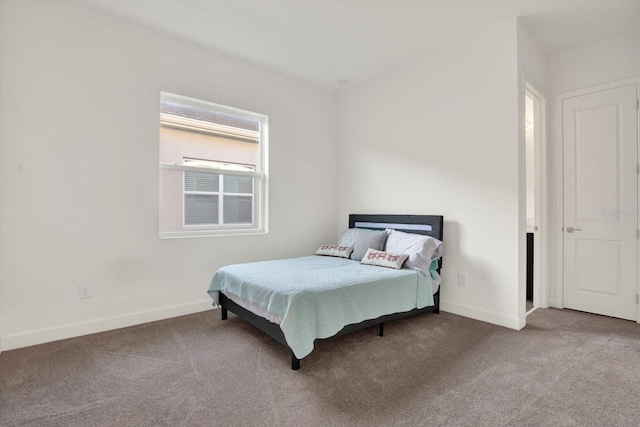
[208,256,433,359]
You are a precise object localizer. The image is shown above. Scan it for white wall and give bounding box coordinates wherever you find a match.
[0,0,338,350]
[547,29,640,306]
[549,29,640,95]
[0,0,3,355]
[338,20,522,329]
[525,95,535,225]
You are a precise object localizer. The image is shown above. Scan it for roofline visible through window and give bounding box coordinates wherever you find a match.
[160,112,259,143]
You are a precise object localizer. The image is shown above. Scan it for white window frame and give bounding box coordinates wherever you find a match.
[159,92,268,238]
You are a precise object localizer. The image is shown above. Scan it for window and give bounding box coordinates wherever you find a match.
[159,92,268,237]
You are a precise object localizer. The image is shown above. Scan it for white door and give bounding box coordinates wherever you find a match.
[563,83,638,321]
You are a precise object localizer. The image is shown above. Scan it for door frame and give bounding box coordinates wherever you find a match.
[525,81,548,311]
[554,76,640,323]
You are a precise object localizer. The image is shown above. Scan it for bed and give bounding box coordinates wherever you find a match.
[207,214,444,370]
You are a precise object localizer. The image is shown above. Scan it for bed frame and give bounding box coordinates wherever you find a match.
[219,214,444,370]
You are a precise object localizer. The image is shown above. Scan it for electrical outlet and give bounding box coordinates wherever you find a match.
[78,285,92,300]
[458,272,467,287]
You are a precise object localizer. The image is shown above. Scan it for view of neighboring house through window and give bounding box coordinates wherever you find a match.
[159,92,268,237]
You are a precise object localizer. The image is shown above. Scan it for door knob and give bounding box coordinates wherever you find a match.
[566,227,582,233]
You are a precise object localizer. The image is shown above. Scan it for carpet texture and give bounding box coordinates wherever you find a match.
[1,308,639,426]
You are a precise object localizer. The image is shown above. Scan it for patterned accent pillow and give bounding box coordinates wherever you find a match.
[315,245,354,258]
[360,248,409,269]
[337,228,388,261]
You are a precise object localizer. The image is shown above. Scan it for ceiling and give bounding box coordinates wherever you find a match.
[78,0,640,91]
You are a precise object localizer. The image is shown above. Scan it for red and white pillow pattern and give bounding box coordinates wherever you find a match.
[315,245,354,259]
[360,248,409,270]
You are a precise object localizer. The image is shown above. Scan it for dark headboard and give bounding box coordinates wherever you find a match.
[348,214,443,241]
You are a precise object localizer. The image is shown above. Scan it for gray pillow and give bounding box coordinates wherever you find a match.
[337,228,388,261]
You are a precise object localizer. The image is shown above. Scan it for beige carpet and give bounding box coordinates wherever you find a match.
[1,307,639,426]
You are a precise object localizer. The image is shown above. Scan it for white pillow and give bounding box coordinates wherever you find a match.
[337,228,388,261]
[360,248,408,269]
[315,245,354,259]
[385,230,443,276]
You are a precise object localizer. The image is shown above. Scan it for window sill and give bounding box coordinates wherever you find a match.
[159,228,267,239]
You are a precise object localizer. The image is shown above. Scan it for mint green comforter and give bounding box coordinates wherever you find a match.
[208,256,434,359]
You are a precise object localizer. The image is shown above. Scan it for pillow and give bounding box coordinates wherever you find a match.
[337,228,388,261]
[430,258,442,289]
[360,248,409,270]
[385,230,443,276]
[315,245,354,259]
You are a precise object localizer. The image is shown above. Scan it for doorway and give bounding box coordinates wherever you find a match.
[525,85,544,315]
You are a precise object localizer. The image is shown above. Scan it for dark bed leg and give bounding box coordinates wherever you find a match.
[378,322,384,337]
[291,352,300,371]
[221,307,228,320]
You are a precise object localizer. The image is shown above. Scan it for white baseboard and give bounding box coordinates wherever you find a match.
[440,300,523,330]
[1,300,215,351]
[2,299,524,351]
